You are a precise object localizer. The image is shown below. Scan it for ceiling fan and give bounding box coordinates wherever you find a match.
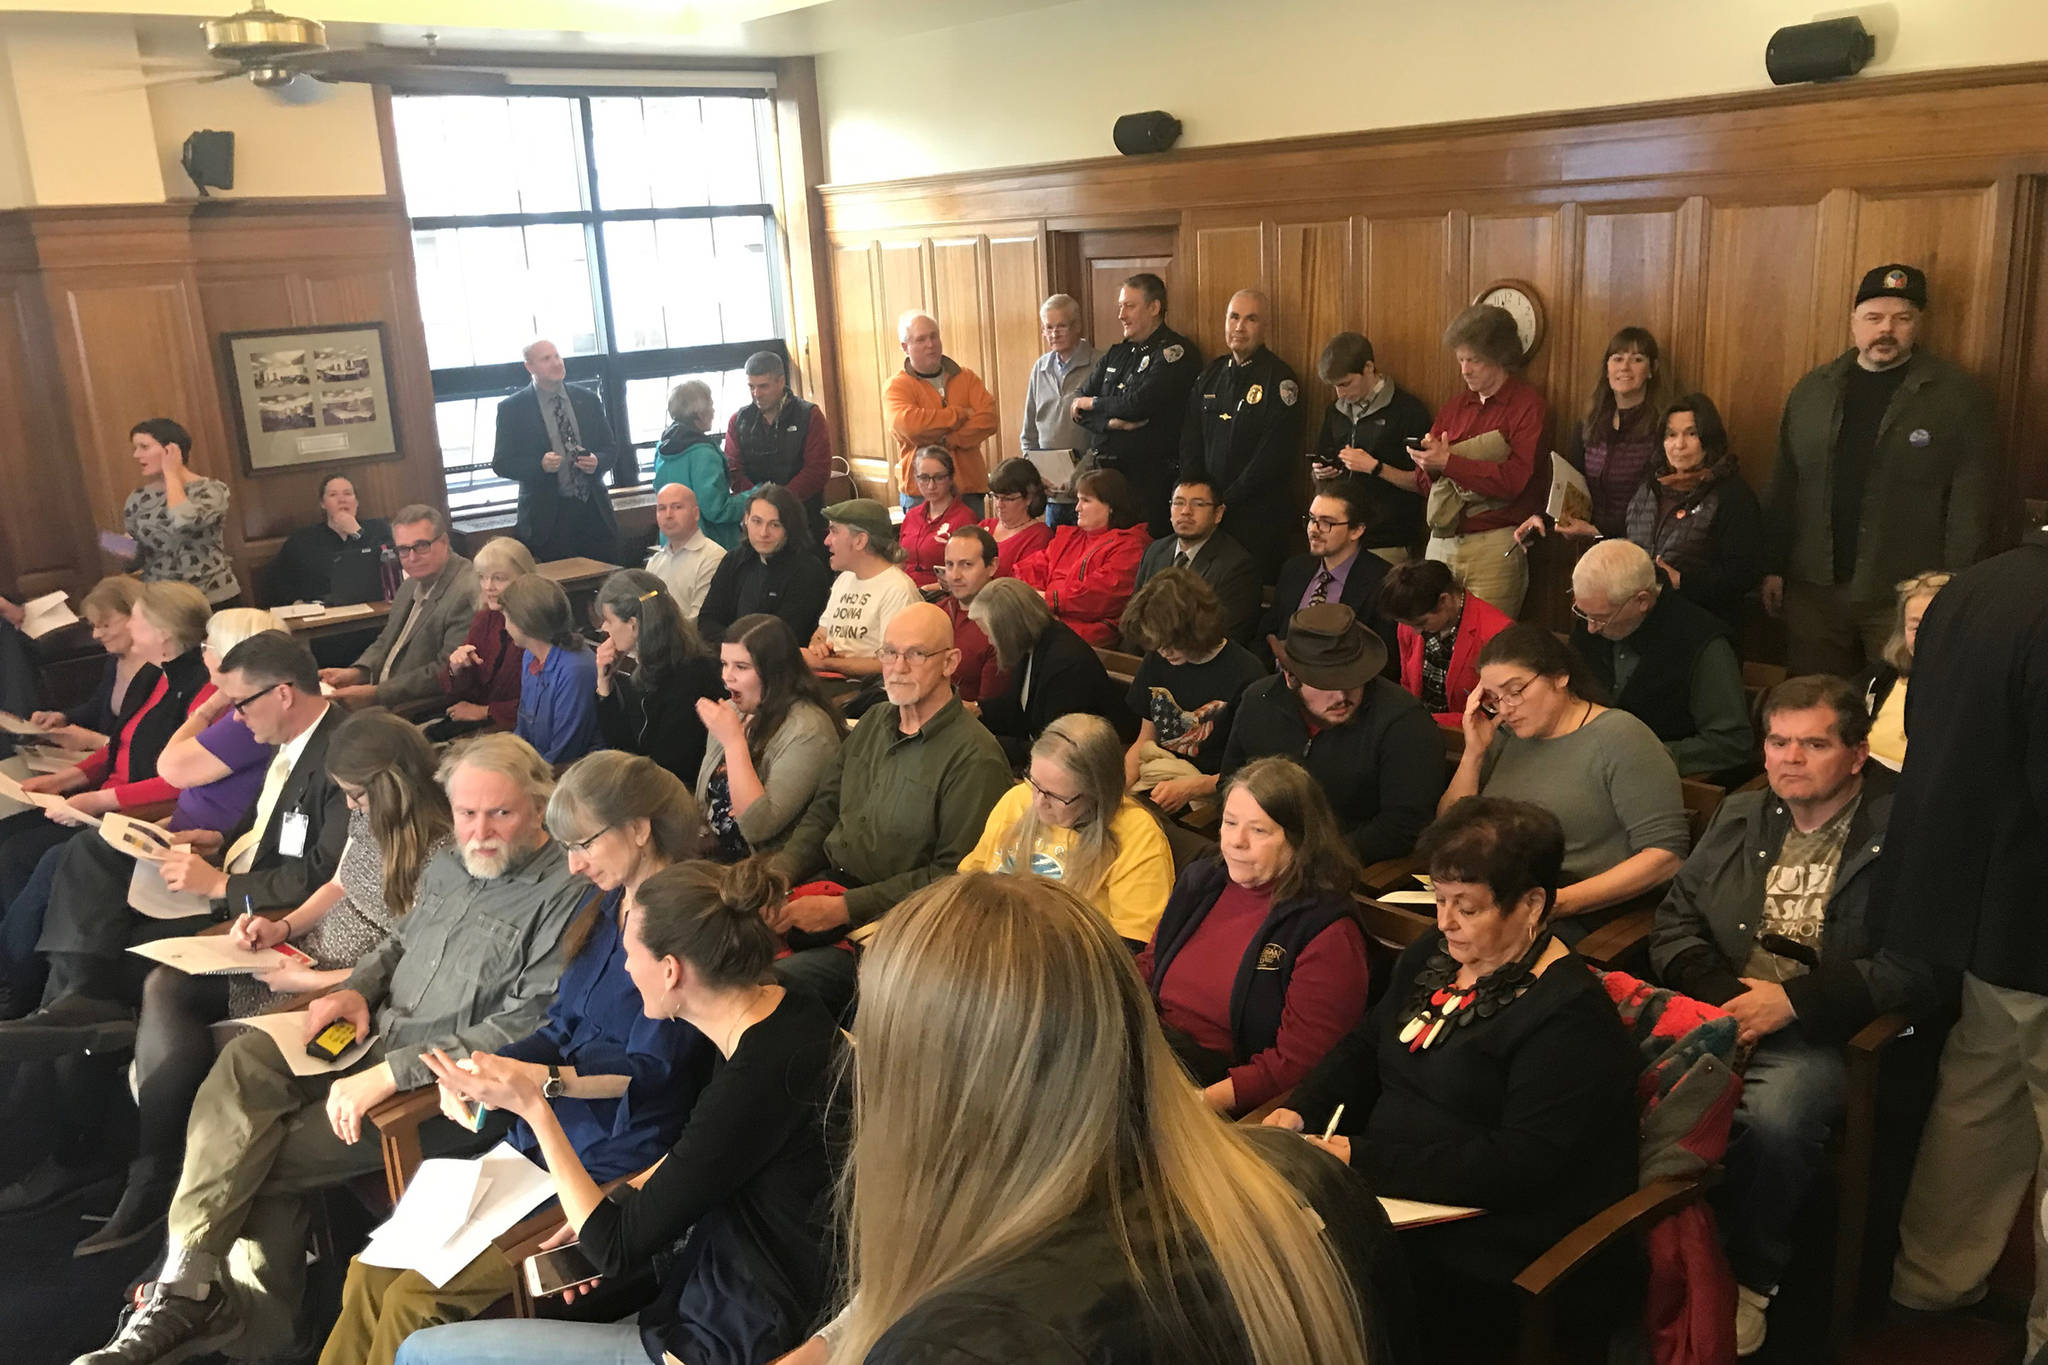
[144,1,506,93]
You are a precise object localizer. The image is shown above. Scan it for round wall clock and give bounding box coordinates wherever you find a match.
[1473,279,1545,360]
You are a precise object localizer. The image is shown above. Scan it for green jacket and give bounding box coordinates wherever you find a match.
[1765,348,1992,602]
[773,696,1012,925]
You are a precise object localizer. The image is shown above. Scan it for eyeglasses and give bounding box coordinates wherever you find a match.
[1488,675,1541,706]
[562,825,611,854]
[228,682,282,715]
[1169,498,1216,511]
[1567,590,1643,628]
[914,471,951,485]
[877,646,952,666]
[1304,514,1355,533]
[395,534,444,558]
[1028,777,1086,812]
[989,491,1027,504]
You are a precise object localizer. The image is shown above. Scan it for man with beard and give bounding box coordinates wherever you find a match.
[1256,480,1398,671]
[771,603,1011,1019]
[72,733,585,1365]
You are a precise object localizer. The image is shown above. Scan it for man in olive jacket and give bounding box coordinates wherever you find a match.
[771,602,1011,1018]
[1647,675,1937,1354]
[1760,263,1993,675]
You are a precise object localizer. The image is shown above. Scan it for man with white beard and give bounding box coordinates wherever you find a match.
[73,733,585,1365]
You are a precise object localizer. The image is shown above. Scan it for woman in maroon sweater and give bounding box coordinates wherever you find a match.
[1137,755,1369,1117]
[431,536,532,739]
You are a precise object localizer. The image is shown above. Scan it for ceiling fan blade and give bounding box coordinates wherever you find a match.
[141,69,241,87]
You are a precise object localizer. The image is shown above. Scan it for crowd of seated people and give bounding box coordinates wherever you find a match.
[0,250,2025,1365]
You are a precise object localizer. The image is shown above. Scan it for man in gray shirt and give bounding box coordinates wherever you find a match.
[319,502,480,712]
[79,733,585,1365]
[1020,293,1098,527]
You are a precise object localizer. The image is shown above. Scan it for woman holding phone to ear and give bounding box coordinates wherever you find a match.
[397,854,839,1365]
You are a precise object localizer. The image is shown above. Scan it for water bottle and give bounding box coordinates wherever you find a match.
[379,544,402,601]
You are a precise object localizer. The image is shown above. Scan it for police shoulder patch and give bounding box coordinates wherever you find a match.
[1279,379,1299,406]
[1163,344,1186,363]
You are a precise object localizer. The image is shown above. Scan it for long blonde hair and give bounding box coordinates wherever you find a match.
[1882,570,1950,674]
[834,873,1369,1363]
[994,713,1125,900]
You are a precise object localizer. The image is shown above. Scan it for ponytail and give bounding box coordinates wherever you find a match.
[632,856,785,988]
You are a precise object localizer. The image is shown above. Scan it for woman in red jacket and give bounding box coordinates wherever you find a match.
[979,457,1053,578]
[1014,468,1150,648]
[1376,557,1514,726]
[899,447,977,590]
[430,535,532,740]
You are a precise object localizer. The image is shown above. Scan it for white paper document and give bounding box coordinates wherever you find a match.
[1545,451,1593,526]
[358,1142,558,1288]
[1379,1197,1484,1229]
[101,812,174,862]
[128,858,214,920]
[128,936,313,977]
[21,591,80,640]
[1026,447,1078,494]
[267,601,330,621]
[0,767,98,825]
[210,1008,378,1076]
[1376,890,1437,907]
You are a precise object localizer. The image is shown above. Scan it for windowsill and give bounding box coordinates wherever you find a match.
[452,486,659,540]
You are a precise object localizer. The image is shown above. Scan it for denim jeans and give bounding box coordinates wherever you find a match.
[395,1317,646,1365]
[1718,1023,1846,1290]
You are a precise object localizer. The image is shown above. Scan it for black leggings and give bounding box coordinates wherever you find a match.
[132,967,231,1160]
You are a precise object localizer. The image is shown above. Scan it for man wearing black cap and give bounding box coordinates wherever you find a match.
[1220,603,1445,865]
[1761,263,1993,675]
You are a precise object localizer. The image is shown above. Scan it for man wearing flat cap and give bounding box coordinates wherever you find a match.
[1221,603,1446,864]
[803,498,923,678]
[1761,262,1994,674]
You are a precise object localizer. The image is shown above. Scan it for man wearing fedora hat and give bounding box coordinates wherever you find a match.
[1222,603,1445,864]
[1761,262,1993,675]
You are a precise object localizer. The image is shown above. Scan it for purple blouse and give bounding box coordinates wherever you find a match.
[167,713,274,833]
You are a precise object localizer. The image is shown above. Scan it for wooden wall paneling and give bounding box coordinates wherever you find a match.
[0,269,94,594]
[1189,221,1267,360]
[987,232,1048,463]
[1694,199,1825,490]
[1848,184,2002,371]
[929,235,997,474]
[1362,216,1456,414]
[2006,177,2048,505]
[1572,203,1684,393]
[1058,226,1178,351]
[1273,218,1354,522]
[1466,211,1562,402]
[830,242,889,488]
[874,239,930,492]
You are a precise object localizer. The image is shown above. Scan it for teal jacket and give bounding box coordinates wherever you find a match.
[652,427,745,550]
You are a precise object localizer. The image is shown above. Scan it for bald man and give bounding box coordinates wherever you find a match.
[1179,288,1304,579]
[770,603,1011,1017]
[645,482,725,620]
[882,311,1000,505]
[492,337,623,563]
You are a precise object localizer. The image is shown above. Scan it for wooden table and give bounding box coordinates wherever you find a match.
[282,556,620,640]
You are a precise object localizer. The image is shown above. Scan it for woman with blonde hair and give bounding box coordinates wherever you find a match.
[25,574,153,746]
[814,871,1412,1364]
[963,713,1173,946]
[969,576,1130,764]
[432,534,537,739]
[1864,569,1950,771]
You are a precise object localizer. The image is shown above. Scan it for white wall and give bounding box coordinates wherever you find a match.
[147,74,385,202]
[0,13,164,204]
[816,0,2048,184]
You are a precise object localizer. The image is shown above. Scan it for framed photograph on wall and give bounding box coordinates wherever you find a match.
[221,323,401,476]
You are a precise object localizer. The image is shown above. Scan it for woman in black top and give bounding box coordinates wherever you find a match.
[696,484,832,645]
[269,475,396,606]
[410,857,840,1365]
[1622,394,1764,630]
[1116,568,1267,813]
[968,577,1132,766]
[1267,796,1640,1355]
[594,570,723,786]
[803,871,1415,1365]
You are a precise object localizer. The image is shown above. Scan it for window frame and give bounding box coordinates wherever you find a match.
[398,88,790,515]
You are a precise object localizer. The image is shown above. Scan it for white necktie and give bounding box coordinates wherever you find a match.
[224,747,296,874]
[379,583,433,683]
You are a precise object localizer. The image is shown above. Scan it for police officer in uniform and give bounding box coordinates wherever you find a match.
[1071,271,1202,539]
[1179,288,1303,579]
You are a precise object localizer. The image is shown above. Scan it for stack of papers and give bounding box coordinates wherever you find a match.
[359,1143,558,1287]
[129,936,313,977]
[0,768,97,825]
[267,601,330,621]
[211,1009,378,1075]
[19,591,79,639]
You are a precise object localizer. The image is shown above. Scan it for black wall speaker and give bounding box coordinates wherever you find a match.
[1765,16,1876,86]
[181,130,235,197]
[1113,111,1182,157]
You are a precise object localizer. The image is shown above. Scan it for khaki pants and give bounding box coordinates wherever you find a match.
[1426,526,1526,618]
[1780,580,1893,677]
[1368,545,1413,568]
[1127,741,1202,794]
[1892,974,2048,1357]
[318,1245,518,1365]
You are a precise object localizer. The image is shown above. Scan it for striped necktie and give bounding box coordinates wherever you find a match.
[1310,569,1335,605]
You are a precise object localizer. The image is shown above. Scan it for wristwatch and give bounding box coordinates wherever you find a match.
[542,1065,565,1100]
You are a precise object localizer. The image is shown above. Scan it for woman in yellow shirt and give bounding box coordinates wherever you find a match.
[964,713,1174,945]
[1865,571,1949,771]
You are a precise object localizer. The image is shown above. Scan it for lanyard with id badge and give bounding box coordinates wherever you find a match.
[279,810,310,859]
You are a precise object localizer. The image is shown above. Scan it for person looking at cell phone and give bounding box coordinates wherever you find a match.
[400,856,839,1365]
[320,751,713,1365]
[1438,623,1688,944]
[76,710,453,1260]
[1312,331,1433,565]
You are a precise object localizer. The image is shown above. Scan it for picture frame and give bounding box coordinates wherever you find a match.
[221,323,402,476]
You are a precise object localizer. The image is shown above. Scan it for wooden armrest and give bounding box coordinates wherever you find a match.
[498,1168,643,1317]
[1846,1011,1910,1059]
[1512,1176,1701,1300]
[1237,1088,1294,1126]
[1358,856,1422,896]
[120,800,178,824]
[1573,908,1654,969]
[367,1084,444,1203]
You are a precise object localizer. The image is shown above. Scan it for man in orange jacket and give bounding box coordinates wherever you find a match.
[884,311,1000,508]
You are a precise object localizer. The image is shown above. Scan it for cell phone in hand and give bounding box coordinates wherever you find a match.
[524,1242,601,1298]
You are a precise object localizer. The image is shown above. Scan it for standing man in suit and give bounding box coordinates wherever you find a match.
[1136,474,1261,645]
[492,338,622,564]
[1179,289,1303,579]
[726,349,833,543]
[318,504,479,713]
[1071,273,1202,539]
[1021,293,1098,528]
[1256,479,1397,672]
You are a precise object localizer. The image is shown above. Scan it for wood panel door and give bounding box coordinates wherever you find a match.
[1053,227,1178,352]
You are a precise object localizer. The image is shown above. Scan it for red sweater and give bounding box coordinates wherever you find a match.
[1014,523,1150,648]
[982,517,1052,579]
[436,608,523,730]
[1417,374,1550,535]
[1396,590,1516,725]
[73,678,218,810]
[1138,879,1370,1112]
[940,595,1006,704]
[901,498,977,588]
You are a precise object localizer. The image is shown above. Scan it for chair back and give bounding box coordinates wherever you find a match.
[1678,778,1725,847]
